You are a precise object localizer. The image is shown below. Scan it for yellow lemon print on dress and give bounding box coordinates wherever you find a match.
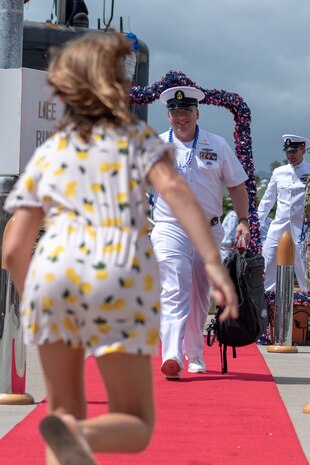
[34,155,45,167]
[96,269,109,280]
[144,275,153,292]
[24,306,31,317]
[100,162,110,172]
[99,297,125,311]
[93,317,111,333]
[50,323,58,333]
[103,242,122,254]
[79,282,93,295]
[116,192,127,203]
[116,139,129,154]
[110,162,123,173]
[48,245,65,262]
[58,136,68,150]
[139,224,149,237]
[129,179,138,190]
[65,182,77,197]
[152,301,161,313]
[140,127,155,142]
[66,268,81,286]
[42,296,53,311]
[71,341,84,349]
[87,335,100,346]
[114,299,125,310]
[145,328,159,346]
[102,344,126,355]
[103,242,113,254]
[83,199,94,213]
[67,211,76,219]
[25,176,35,192]
[116,192,129,211]
[67,225,76,235]
[102,218,122,227]
[43,161,50,171]
[93,133,101,142]
[44,273,55,282]
[128,330,138,338]
[127,129,138,138]
[76,149,89,159]
[91,183,105,193]
[79,242,91,255]
[62,290,78,303]
[53,163,67,176]
[55,205,64,215]
[131,256,140,272]
[85,225,96,239]
[63,316,79,333]
[145,247,154,258]
[99,301,114,311]
[29,323,39,334]
[98,323,111,334]
[43,195,53,204]
[119,278,134,288]
[93,262,109,280]
[134,312,145,324]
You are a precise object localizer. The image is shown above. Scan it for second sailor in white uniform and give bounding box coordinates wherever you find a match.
[258,134,310,291]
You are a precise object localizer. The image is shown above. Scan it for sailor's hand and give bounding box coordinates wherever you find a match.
[236,221,251,245]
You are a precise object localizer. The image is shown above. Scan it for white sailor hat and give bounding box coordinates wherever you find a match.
[282,134,310,152]
[160,86,205,109]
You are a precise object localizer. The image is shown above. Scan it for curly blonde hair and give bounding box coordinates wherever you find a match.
[48,30,136,140]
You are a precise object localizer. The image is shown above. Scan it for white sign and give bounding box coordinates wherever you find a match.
[0,68,64,175]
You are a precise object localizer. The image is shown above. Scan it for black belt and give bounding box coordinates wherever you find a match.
[210,217,219,226]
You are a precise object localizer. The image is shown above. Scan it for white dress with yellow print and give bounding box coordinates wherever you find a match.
[4,121,172,357]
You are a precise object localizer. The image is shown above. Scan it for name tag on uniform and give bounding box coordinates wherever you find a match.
[199,149,217,160]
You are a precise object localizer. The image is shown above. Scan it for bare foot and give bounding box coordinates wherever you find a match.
[40,413,98,465]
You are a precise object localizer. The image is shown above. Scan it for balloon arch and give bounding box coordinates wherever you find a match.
[130,70,261,253]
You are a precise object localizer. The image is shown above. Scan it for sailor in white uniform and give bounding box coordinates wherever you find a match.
[151,86,250,378]
[258,134,310,291]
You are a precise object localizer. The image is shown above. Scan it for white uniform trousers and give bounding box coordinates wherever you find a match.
[151,222,223,365]
[262,235,306,291]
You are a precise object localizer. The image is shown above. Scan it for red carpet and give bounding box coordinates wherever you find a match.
[0,343,308,465]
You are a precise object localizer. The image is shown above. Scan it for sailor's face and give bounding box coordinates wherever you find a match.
[168,107,199,142]
[286,147,305,166]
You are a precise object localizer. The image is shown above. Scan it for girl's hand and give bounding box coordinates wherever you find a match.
[205,262,239,321]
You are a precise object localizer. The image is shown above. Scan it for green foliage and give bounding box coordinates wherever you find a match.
[270,160,281,171]
[222,193,233,218]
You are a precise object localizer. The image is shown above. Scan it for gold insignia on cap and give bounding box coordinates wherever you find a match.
[286,138,291,145]
[175,90,184,100]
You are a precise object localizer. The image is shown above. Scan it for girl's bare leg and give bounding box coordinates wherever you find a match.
[38,341,86,465]
[39,342,155,459]
[81,352,155,453]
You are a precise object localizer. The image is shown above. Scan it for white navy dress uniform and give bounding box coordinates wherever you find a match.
[151,86,248,374]
[258,134,310,291]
